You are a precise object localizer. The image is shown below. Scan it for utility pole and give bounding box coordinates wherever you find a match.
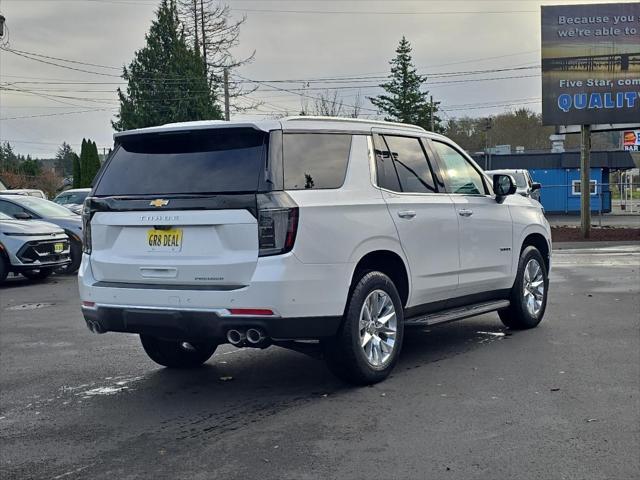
[580,124,591,238]
[429,95,434,132]
[484,117,493,170]
[223,68,230,121]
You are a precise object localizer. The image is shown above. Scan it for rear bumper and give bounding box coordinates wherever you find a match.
[79,252,353,318]
[81,305,341,341]
[79,252,352,339]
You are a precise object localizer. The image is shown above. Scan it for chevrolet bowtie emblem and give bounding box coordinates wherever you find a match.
[149,199,169,207]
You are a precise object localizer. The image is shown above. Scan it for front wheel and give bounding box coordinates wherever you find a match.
[140,335,217,368]
[323,271,404,385]
[0,255,9,283]
[499,246,549,330]
[56,239,82,275]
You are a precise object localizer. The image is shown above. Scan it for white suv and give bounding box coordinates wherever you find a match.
[79,117,551,384]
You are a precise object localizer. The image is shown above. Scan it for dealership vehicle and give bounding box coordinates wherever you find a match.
[0,189,47,199]
[53,188,92,215]
[0,212,71,283]
[79,117,551,384]
[0,195,82,274]
[485,169,541,202]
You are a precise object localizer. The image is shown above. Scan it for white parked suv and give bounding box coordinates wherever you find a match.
[79,117,551,384]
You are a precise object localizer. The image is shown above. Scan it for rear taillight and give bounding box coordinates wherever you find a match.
[257,192,298,257]
[82,198,94,254]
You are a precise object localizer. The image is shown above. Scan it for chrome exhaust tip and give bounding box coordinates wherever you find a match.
[86,320,105,334]
[226,329,246,346]
[246,328,266,344]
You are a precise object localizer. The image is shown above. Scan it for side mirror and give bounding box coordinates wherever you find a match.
[493,174,517,197]
[531,182,542,191]
[13,212,32,220]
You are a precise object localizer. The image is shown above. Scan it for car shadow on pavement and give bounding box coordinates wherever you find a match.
[77,315,511,442]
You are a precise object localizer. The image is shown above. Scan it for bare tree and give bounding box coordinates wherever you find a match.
[350,90,363,118]
[313,90,345,117]
[177,0,259,114]
[299,89,363,118]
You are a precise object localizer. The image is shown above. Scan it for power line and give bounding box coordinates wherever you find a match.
[231,8,537,15]
[3,47,121,70]
[0,108,115,121]
[0,47,123,78]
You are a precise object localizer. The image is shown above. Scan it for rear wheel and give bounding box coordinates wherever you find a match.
[21,267,54,281]
[499,246,548,330]
[323,271,404,385]
[140,335,217,369]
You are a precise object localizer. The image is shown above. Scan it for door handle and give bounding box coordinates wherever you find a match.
[458,209,473,217]
[397,210,416,219]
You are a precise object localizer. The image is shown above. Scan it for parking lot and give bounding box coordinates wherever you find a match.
[1,244,639,480]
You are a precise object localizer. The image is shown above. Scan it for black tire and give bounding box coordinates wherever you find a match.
[140,335,217,369]
[0,254,9,283]
[323,271,404,385]
[499,246,549,330]
[56,239,82,275]
[21,267,54,281]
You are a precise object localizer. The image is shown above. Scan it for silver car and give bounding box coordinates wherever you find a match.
[0,195,82,274]
[0,212,71,282]
[53,188,91,215]
[485,169,541,201]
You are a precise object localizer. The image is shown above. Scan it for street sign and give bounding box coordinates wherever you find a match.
[541,2,640,126]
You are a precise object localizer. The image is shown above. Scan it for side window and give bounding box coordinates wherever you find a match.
[0,200,26,217]
[432,141,487,195]
[283,133,352,190]
[383,135,437,193]
[373,134,401,192]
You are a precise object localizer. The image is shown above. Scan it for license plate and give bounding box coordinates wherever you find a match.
[147,228,183,252]
[54,243,64,253]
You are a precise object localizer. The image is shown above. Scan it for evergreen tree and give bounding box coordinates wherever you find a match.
[113,0,222,131]
[72,152,81,188]
[79,139,89,187]
[55,142,75,176]
[370,37,443,133]
[86,141,101,186]
[77,139,101,187]
[19,157,41,177]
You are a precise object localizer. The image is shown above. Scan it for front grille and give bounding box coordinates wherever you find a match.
[17,239,71,264]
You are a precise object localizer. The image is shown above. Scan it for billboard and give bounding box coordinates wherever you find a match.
[541,3,640,125]
[623,129,640,150]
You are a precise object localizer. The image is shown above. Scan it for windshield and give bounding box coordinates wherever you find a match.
[512,172,528,188]
[94,128,268,196]
[0,212,13,220]
[55,191,90,205]
[12,196,76,217]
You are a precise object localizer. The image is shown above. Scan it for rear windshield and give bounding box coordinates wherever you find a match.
[94,128,268,196]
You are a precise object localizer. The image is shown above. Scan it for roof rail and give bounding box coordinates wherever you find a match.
[282,116,427,132]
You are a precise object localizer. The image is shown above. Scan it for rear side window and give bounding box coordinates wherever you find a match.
[283,133,352,190]
[94,128,268,196]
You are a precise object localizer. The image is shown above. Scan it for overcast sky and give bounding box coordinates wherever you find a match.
[0,0,635,157]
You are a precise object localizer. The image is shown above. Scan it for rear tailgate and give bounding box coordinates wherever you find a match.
[88,127,270,288]
[90,208,257,287]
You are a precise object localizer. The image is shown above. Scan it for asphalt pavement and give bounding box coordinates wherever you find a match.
[1,246,639,480]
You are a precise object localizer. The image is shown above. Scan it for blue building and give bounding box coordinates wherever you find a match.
[473,150,637,214]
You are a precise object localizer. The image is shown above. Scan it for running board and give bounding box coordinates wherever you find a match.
[404,300,510,327]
